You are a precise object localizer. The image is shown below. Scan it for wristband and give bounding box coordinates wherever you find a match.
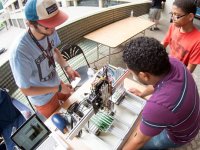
[58,84,62,92]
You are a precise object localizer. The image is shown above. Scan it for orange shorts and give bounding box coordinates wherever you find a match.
[35,92,70,118]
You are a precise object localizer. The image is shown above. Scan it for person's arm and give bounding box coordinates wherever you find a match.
[187,63,197,73]
[162,39,169,48]
[161,41,168,48]
[161,0,166,9]
[20,82,73,96]
[161,39,168,48]
[162,24,173,48]
[20,86,59,96]
[123,124,151,150]
[54,48,80,80]
[187,41,200,73]
[54,48,69,68]
[128,85,154,98]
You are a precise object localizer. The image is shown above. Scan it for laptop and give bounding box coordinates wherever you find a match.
[11,114,68,150]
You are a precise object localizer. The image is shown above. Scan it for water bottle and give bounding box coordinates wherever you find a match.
[87,68,95,79]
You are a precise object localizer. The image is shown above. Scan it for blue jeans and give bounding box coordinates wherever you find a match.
[12,99,32,119]
[141,130,183,150]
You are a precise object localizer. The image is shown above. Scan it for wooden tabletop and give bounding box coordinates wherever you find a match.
[84,17,155,48]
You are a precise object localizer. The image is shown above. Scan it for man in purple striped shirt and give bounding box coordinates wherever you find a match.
[122,37,200,150]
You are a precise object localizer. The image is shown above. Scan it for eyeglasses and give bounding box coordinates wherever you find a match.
[37,23,50,30]
[169,12,188,21]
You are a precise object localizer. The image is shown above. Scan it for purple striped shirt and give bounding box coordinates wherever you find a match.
[140,57,200,144]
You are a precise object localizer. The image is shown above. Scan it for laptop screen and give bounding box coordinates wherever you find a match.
[11,114,51,150]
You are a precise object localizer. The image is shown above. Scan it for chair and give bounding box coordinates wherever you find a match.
[60,44,90,87]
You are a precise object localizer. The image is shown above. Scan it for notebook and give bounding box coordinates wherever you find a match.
[11,114,68,150]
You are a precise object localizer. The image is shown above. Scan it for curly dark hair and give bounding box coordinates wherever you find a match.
[173,0,197,15]
[123,37,170,76]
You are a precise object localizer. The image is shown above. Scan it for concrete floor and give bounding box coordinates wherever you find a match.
[0,6,200,150]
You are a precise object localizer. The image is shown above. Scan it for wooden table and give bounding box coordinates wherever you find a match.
[84,17,155,63]
[45,78,147,150]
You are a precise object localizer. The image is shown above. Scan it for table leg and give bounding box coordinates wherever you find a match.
[94,43,100,69]
[97,43,99,60]
[109,47,111,64]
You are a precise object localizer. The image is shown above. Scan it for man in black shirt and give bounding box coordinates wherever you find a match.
[149,0,166,30]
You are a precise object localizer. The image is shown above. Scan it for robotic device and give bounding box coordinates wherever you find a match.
[52,65,146,149]
[87,65,113,114]
[62,65,119,139]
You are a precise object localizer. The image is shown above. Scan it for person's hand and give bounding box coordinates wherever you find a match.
[128,88,143,97]
[21,111,32,119]
[60,83,74,95]
[65,67,80,80]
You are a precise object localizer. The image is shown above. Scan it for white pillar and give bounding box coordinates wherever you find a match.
[18,0,23,9]
[99,0,104,8]
[11,4,15,11]
[60,0,67,7]
[73,0,77,7]
[23,18,28,29]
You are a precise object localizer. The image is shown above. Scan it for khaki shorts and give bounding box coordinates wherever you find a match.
[149,8,162,20]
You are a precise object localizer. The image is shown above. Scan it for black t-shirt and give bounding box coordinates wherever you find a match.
[151,0,166,9]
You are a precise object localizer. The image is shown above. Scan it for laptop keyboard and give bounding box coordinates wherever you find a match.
[37,136,59,150]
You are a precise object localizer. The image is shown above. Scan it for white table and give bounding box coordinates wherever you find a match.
[84,17,155,63]
[45,78,147,150]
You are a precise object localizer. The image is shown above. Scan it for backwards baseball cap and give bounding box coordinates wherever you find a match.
[25,0,68,28]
